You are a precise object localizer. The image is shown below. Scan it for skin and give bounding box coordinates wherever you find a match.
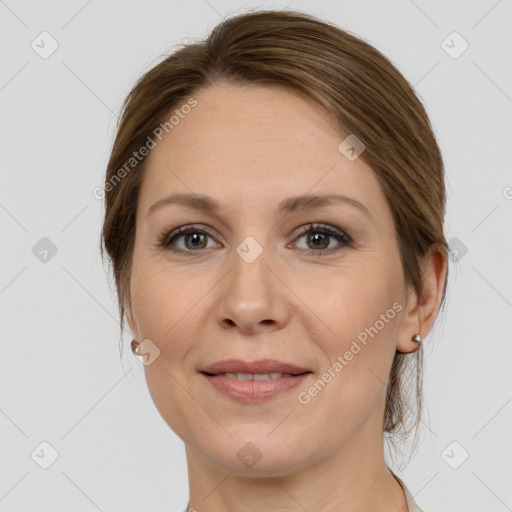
[126,83,447,511]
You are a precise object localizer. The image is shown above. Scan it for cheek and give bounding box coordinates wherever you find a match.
[294,256,403,390]
[130,259,200,363]
[292,272,402,439]
[130,253,231,427]
[296,258,402,344]
[130,263,206,442]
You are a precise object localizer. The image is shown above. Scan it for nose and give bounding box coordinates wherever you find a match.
[215,243,291,335]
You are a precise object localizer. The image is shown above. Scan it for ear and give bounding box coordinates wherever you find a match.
[396,245,448,353]
[126,301,139,339]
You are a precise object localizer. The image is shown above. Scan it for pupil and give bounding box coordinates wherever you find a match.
[188,233,205,248]
[309,233,328,249]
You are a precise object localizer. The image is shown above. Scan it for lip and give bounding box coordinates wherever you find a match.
[200,358,311,375]
[201,372,311,403]
[199,359,312,404]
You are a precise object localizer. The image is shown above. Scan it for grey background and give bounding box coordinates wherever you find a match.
[1,0,511,511]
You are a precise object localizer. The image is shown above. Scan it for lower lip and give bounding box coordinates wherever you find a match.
[201,373,311,403]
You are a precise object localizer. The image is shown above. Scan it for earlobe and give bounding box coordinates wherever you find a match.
[396,245,448,354]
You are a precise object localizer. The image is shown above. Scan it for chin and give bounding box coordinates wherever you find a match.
[192,428,317,476]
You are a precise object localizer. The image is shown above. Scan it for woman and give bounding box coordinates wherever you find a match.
[100,9,448,512]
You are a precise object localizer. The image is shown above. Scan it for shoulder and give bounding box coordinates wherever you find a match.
[392,472,426,512]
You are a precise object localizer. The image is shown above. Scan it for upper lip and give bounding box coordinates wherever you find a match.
[201,358,312,375]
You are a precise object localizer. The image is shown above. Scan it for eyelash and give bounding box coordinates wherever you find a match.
[156,223,353,257]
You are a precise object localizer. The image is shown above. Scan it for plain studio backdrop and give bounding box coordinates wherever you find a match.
[1,1,511,511]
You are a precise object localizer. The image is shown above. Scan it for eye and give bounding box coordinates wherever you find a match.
[157,224,219,256]
[290,223,352,255]
[156,222,352,257]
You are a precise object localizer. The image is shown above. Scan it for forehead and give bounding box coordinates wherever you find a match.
[151,84,343,162]
[138,83,386,217]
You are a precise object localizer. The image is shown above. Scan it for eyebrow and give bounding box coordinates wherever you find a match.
[146,192,371,218]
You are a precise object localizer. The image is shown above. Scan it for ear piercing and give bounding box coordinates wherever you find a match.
[132,336,423,354]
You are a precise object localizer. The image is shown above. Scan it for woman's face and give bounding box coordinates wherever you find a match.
[128,83,416,474]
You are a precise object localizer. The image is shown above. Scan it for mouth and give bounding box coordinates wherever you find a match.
[199,359,313,403]
[200,358,312,376]
[200,371,311,380]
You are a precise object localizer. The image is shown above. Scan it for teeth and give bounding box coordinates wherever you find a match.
[222,372,294,380]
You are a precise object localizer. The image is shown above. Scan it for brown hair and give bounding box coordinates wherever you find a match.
[100,9,449,461]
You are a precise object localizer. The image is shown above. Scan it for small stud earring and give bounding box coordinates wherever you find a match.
[412,334,421,344]
[131,339,140,355]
